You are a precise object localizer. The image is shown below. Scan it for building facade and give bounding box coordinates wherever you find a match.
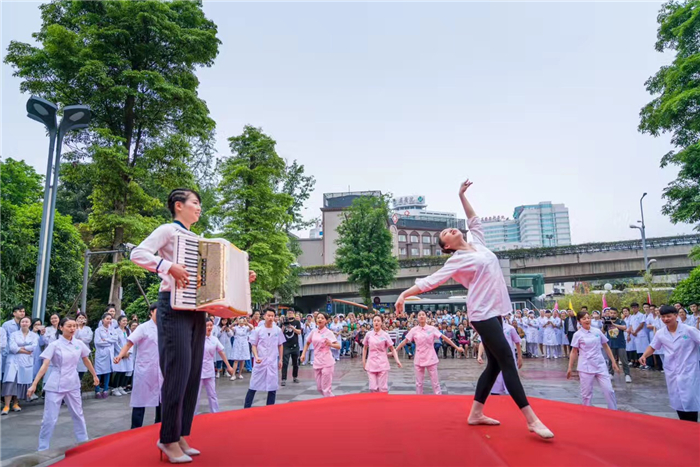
[482,202,571,251]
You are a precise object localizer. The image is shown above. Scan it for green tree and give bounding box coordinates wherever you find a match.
[670,266,700,306]
[214,125,295,304]
[1,158,43,207]
[335,195,398,309]
[5,0,220,311]
[639,1,700,258]
[0,159,85,318]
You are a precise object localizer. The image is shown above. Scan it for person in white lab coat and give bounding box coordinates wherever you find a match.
[525,311,540,357]
[2,305,25,378]
[110,315,133,397]
[197,319,234,414]
[2,317,39,415]
[567,311,619,410]
[244,308,286,408]
[93,312,118,398]
[217,318,234,378]
[231,318,254,381]
[542,310,559,359]
[114,304,163,429]
[640,305,700,422]
[75,313,93,381]
[28,317,100,451]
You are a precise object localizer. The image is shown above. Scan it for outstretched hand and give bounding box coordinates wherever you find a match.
[459,179,473,195]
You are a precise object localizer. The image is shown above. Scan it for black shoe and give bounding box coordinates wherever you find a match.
[281,380,286,386]
[293,378,299,383]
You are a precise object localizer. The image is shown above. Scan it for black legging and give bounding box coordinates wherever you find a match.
[471,316,529,409]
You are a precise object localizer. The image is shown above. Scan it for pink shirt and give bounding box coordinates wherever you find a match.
[309,327,337,369]
[405,325,441,367]
[363,330,393,372]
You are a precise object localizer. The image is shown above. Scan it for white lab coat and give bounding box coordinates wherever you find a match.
[232,326,251,361]
[650,324,700,412]
[543,318,558,346]
[112,328,133,372]
[75,326,93,373]
[127,320,162,408]
[93,325,118,375]
[44,326,59,346]
[0,329,6,375]
[248,325,285,392]
[525,318,539,343]
[1,320,20,374]
[303,322,317,350]
[3,331,39,385]
[218,327,234,361]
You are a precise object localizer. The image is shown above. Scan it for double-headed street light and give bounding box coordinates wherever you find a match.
[27,96,91,322]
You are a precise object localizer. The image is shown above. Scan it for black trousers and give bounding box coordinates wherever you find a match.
[443,345,455,358]
[110,371,127,388]
[157,292,206,444]
[282,347,299,380]
[677,411,698,422]
[244,390,276,408]
[471,316,529,409]
[567,332,576,346]
[131,404,162,429]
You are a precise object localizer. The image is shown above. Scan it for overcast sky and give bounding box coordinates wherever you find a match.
[2,1,696,244]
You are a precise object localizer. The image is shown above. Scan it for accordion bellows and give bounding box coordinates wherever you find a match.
[171,235,252,318]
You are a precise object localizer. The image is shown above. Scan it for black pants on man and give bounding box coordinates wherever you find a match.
[677,411,698,422]
[282,347,299,381]
[131,404,162,429]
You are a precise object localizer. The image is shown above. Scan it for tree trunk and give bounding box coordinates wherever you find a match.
[361,282,372,312]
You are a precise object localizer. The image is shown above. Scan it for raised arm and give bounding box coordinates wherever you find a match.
[459,180,476,219]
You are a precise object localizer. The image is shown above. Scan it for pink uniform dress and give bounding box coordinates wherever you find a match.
[309,327,338,397]
[363,330,393,393]
[405,325,442,395]
[570,327,617,410]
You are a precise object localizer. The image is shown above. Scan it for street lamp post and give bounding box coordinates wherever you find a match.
[27,97,91,322]
[629,192,650,274]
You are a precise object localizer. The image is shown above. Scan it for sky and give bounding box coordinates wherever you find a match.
[2,1,697,244]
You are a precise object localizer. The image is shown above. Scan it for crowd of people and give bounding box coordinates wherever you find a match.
[2,182,698,462]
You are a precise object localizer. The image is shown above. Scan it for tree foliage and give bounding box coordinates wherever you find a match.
[4,0,220,311]
[214,125,295,304]
[639,1,700,238]
[1,159,85,319]
[335,195,398,309]
[670,266,700,306]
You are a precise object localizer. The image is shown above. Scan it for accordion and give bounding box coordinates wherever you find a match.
[171,235,252,318]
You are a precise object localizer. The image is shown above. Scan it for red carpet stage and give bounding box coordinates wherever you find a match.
[56,394,699,466]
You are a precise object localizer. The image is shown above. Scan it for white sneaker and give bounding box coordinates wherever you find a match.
[625,375,632,383]
[216,372,220,379]
[237,374,243,380]
[112,388,123,396]
[29,393,39,401]
[230,375,236,381]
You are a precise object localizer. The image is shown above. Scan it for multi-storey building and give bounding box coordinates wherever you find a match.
[482,202,571,251]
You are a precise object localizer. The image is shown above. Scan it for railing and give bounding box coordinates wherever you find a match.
[300,234,700,277]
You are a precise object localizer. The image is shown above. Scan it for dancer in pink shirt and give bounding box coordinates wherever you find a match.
[362,315,402,393]
[301,312,340,397]
[396,311,463,394]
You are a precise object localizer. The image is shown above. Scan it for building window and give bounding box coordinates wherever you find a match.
[423,248,431,256]
[436,249,442,256]
[422,235,431,244]
[411,248,419,256]
[399,248,407,255]
[410,235,419,243]
[398,235,407,242]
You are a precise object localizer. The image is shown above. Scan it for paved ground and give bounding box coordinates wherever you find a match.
[0,355,675,463]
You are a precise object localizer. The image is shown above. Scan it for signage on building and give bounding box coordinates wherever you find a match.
[394,195,427,207]
[391,213,399,224]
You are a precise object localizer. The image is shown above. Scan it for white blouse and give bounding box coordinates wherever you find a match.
[415,216,511,322]
[130,223,199,292]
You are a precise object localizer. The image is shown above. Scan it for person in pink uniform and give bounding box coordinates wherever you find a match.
[301,312,340,397]
[362,315,402,393]
[395,310,463,395]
